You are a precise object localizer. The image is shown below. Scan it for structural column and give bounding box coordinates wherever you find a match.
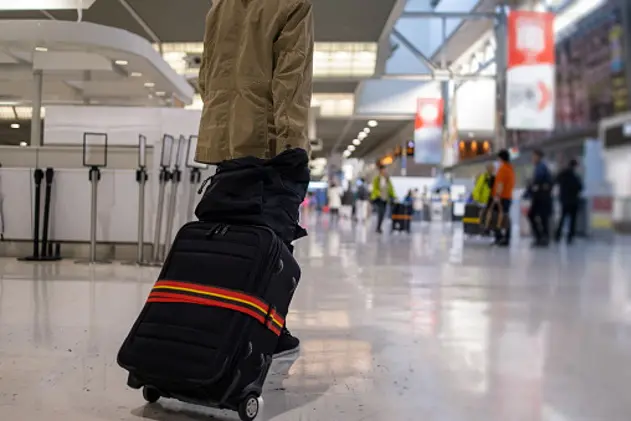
[494,6,508,150]
[440,80,451,168]
[30,69,44,148]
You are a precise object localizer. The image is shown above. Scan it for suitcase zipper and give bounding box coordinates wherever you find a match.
[206,224,229,239]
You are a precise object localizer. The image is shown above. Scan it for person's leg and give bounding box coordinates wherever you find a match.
[540,205,550,244]
[528,205,541,243]
[498,199,512,246]
[567,203,578,244]
[555,204,567,242]
[376,200,386,233]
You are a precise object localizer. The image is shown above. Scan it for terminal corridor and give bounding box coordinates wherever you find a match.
[1,222,630,421]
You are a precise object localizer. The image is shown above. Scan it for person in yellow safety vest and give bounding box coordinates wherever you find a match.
[471,164,496,205]
[371,165,397,233]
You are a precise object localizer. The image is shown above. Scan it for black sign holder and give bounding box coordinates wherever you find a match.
[150,134,174,264]
[185,135,209,221]
[76,132,110,265]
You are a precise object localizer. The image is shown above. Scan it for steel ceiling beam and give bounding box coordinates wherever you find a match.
[117,0,162,54]
[374,0,408,76]
[391,29,438,74]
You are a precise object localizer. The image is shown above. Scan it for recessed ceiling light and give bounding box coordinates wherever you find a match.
[144,82,155,88]
[368,120,378,127]
[343,150,351,157]
[19,141,28,147]
[10,123,20,129]
[148,94,154,99]
[131,72,142,77]
[363,128,370,134]
[348,145,356,152]
[156,91,166,97]
[352,139,360,146]
[358,132,367,140]
[115,60,128,66]
[35,46,48,52]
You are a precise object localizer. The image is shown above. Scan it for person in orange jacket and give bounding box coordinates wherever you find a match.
[492,149,515,246]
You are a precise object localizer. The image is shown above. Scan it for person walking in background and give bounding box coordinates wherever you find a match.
[527,149,553,247]
[327,181,343,222]
[555,159,583,244]
[371,165,396,234]
[355,178,370,223]
[340,186,355,220]
[491,150,515,246]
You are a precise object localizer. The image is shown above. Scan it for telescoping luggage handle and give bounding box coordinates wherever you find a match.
[485,201,505,229]
[146,281,285,336]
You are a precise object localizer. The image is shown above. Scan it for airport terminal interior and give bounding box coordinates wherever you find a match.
[1,0,631,420]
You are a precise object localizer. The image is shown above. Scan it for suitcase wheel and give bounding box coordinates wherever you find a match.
[238,394,260,421]
[142,386,160,404]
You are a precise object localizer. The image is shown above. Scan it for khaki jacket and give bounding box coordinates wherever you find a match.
[195,0,314,164]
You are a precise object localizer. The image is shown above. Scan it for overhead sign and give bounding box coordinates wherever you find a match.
[0,0,96,9]
[414,98,444,164]
[506,11,555,131]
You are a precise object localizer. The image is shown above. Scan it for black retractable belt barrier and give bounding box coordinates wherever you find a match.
[19,168,62,262]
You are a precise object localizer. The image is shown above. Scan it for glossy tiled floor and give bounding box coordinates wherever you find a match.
[2,217,631,420]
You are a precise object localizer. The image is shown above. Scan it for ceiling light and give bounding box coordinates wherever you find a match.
[115,60,129,66]
[352,139,360,146]
[348,145,356,152]
[19,141,27,147]
[368,120,378,127]
[35,46,48,52]
[363,128,370,134]
[10,123,20,129]
[131,72,143,77]
[358,132,367,140]
[156,91,166,97]
[144,82,155,88]
[343,150,351,158]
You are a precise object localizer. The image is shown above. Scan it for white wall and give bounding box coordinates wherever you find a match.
[44,105,202,148]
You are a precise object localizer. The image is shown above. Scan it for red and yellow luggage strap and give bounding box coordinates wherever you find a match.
[146,281,285,336]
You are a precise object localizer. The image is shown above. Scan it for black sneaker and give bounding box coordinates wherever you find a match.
[273,328,300,358]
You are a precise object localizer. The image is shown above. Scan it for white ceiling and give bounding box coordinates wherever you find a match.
[0,20,194,107]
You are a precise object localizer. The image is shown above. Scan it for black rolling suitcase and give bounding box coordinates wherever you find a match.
[117,221,300,421]
[463,203,483,236]
[391,202,412,233]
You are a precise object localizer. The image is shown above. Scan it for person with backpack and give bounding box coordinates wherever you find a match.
[355,178,370,222]
[194,0,314,356]
[554,159,583,244]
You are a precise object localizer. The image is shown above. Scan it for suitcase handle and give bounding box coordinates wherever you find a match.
[485,201,504,229]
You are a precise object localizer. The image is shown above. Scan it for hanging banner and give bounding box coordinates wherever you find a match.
[506,11,555,131]
[414,98,444,164]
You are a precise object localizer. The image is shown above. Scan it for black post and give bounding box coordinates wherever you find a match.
[31,169,44,259]
[40,167,54,258]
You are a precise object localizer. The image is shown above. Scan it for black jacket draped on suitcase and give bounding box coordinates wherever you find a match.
[117,149,309,418]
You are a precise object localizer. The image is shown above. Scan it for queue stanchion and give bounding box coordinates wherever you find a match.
[184,135,208,221]
[18,168,44,261]
[150,134,174,266]
[40,167,62,261]
[161,135,186,260]
[76,132,111,265]
[124,134,150,266]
